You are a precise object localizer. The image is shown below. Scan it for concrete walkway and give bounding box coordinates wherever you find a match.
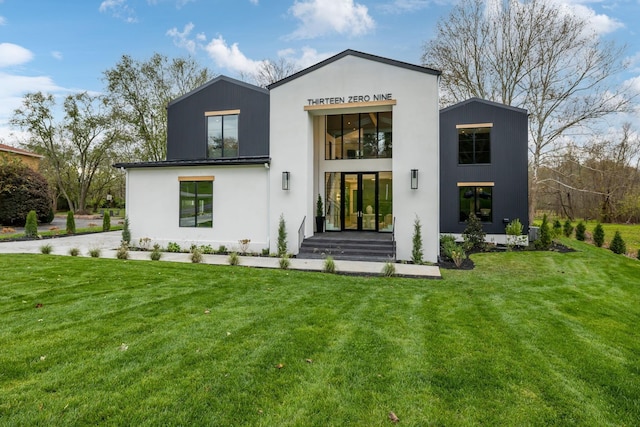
[0,231,441,279]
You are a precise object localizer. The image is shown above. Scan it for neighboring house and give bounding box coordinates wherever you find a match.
[115,50,528,262]
[439,98,529,243]
[0,143,43,170]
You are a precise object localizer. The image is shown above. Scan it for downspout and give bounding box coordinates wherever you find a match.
[265,162,270,252]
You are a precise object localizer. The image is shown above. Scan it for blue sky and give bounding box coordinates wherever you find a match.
[1,0,639,141]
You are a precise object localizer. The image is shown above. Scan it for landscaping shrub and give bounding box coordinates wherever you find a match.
[505,218,523,250]
[217,245,227,254]
[552,219,562,238]
[277,214,287,256]
[262,248,270,256]
[88,248,101,258]
[462,212,486,251]
[167,242,181,253]
[0,161,52,226]
[563,219,574,237]
[102,211,111,231]
[593,223,605,247]
[228,252,240,266]
[575,221,586,241]
[24,210,38,238]
[534,214,552,250]
[279,254,290,270]
[411,215,423,264]
[381,262,396,277]
[238,238,250,255]
[40,243,53,254]
[69,247,80,256]
[66,211,76,234]
[190,247,203,263]
[450,246,466,268]
[610,231,626,255]
[150,244,162,261]
[121,216,131,245]
[116,242,129,260]
[199,244,214,254]
[323,256,336,273]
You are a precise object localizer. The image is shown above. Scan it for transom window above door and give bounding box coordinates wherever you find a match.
[325,112,392,160]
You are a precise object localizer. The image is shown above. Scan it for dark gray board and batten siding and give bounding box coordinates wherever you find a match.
[166,76,270,161]
[439,98,529,235]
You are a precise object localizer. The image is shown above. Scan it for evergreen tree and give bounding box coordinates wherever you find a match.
[552,219,562,237]
[25,210,38,238]
[277,214,287,256]
[462,212,486,251]
[609,231,626,255]
[535,214,552,250]
[563,219,574,237]
[411,215,423,264]
[102,211,111,232]
[122,216,131,244]
[575,221,586,241]
[66,211,76,234]
[593,223,605,247]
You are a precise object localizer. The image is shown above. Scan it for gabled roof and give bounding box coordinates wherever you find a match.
[168,75,269,107]
[440,97,527,114]
[0,143,44,158]
[268,49,441,90]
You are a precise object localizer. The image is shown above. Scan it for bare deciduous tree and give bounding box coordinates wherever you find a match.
[252,57,299,88]
[422,0,631,221]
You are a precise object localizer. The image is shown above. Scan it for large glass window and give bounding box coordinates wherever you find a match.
[208,114,238,158]
[459,186,492,223]
[180,180,213,227]
[458,127,490,164]
[325,112,392,160]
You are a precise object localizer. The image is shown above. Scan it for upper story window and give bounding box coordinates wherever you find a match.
[206,110,239,158]
[458,124,491,164]
[325,112,392,160]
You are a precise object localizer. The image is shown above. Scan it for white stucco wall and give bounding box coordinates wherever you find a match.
[269,54,440,262]
[126,165,270,252]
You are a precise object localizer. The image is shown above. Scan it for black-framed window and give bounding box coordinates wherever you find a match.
[458,127,490,164]
[459,186,492,223]
[325,112,392,160]
[179,180,213,227]
[208,114,238,158]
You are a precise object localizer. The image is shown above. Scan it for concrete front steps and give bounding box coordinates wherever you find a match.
[297,232,395,262]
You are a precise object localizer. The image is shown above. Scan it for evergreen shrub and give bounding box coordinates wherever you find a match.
[609,231,626,255]
[593,223,605,247]
[575,221,586,241]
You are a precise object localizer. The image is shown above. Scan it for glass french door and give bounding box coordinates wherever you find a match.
[325,171,392,232]
[343,173,378,231]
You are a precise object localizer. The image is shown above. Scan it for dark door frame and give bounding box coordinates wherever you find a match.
[340,172,379,232]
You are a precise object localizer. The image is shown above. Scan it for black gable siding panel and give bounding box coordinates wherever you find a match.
[440,100,529,235]
[167,80,269,160]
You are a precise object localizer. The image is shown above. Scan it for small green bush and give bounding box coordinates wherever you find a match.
[68,247,80,256]
[575,221,586,241]
[228,252,240,266]
[279,254,290,270]
[88,248,101,258]
[462,212,486,251]
[217,245,227,254]
[150,244,162,261]
[381,262,396,277]
[199,244,214,254]
[411,215,423,264]
[102,211,111,231]
[262,248,270,256]
[40,243,53,254]
[121,216,131,245]
[609,231,626,255]
[505,218,523,250]
[190,247,203,263]
[25,210,38,238]
[451,247,466,268]
[563,220,574,237]
[323,256,336,274]
[551,219,562,238]
[167,242,181,253]
[277,214,288,257]
[66,211,76,234]
[534,214,552,250]
[593,223,605,247]
[116,242,129,260]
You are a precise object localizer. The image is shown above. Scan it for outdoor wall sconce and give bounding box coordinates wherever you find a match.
[410,169,419,190]
[282,171,290,190]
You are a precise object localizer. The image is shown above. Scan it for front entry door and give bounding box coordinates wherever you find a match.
[343,172,377,231]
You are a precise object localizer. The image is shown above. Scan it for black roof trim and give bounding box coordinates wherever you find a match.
[268,49,441,90]
[168,75,269,107]
[114,156,271,169]
[440,97,528,114]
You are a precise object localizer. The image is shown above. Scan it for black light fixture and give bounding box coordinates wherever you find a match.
[410,169,418,190]
[282,171,290,190]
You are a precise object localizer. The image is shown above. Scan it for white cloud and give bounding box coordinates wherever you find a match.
[99,0,137,23]
[51,51,63,60]
[167,23,198,54]
[553,0,624,35]
[204,36,264,75]
[0,43,33,68]
[287,0,375,40]
[250,0,259,4]
[379,0,430,14]
[279,46,334,69]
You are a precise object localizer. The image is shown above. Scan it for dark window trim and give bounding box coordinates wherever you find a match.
[458,184,494,224]
[325,112,392,160]
[207,113,239,159]
[457,125,492,165]
[179,178,214,228]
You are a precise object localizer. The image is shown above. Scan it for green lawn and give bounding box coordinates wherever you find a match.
[1,241,639,426]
